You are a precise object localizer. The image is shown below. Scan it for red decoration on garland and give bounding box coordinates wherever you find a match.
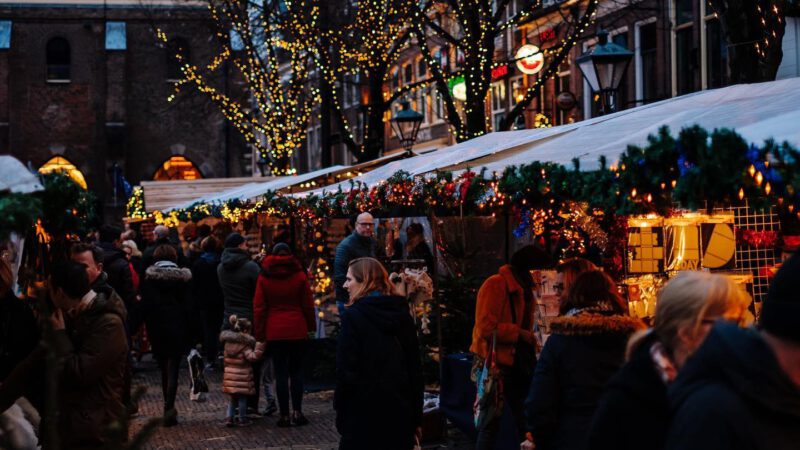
[737,229,779,248]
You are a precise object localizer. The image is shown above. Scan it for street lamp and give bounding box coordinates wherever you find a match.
[390,101,424,155]
[576,29,634,115]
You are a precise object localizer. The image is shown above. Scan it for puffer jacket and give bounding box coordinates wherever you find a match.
[220,330,264,395]
[253,254,316,342]
[140,261,192,357]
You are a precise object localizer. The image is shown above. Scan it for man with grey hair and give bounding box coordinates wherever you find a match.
[333,212,377,315]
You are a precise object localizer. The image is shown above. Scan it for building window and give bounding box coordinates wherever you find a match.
[404,64,413,84]
[673,0,698,95]
[46,37,71,82]
[555,69,571,125]
[229,29,244,51]
[434,92,444,122]
[39,156,86,189]
[153,156,202,180]
[490,81,506,131]
[0,21,11,49]
[612,32,630,110]
[306,125,321,170]
[635,20,658,105]
[417,58,427,79]
[510,76,525,106]
[105,22,126,50]
[166,38,190,82]
[705,17,728,88]
[390,68,400,91]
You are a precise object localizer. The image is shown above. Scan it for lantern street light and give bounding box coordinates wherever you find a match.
[390,101,424,155]
[576,29,634,115]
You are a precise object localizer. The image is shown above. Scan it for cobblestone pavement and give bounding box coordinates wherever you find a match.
[129,358,475,450]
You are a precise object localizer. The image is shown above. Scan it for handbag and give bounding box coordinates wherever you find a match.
[473,331,504,430]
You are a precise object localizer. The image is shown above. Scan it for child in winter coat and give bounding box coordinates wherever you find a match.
[220,315,264,427]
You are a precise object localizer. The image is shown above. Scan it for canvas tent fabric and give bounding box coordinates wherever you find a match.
[0,155,43,194]
[300,77,800,196]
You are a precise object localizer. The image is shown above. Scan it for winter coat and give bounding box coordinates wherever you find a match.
[0,290,38,382]
[191,251,223,311]
[333,232,376,304]
[253,254,316,342]
[217,248,260,328]
[470,264,535,368]
[335,294,424,450]
[220,330,264,395]
[97,242,137,310]
[665,323,800,450]
[587,331,670,450]
[54,291,128,449]
[525,311,645,450]
[140,261,193,357]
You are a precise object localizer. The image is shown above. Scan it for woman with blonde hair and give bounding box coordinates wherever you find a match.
[334,257,423,450]
[587,271,752,450]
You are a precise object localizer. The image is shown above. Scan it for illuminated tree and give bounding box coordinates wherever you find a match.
[411,0,599,139]
[314,0,418,162]
[159,0,319,175]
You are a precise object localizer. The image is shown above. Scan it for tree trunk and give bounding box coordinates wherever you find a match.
[362,64,387,162]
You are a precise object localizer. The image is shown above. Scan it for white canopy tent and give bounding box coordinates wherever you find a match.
[300,77,800,196]
[0,155,43,193]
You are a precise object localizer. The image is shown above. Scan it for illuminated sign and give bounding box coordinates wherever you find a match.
[491,64,509,80]
[515,44,544,75]
[448,75,467,101]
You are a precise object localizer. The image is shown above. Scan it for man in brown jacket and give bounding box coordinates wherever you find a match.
[49,260,129,448]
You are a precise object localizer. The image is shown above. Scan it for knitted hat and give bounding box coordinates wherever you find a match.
[224,232,245,249]
[762,252,800,343]
[272,242,291,255]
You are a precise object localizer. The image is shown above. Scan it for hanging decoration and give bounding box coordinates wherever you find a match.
[737,229,779,249]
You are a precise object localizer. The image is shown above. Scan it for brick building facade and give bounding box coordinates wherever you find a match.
[0,0,248,219]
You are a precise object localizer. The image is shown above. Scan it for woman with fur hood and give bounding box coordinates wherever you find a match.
[220,315,264,427]
[523,270,645,450]
[140,244,193,426]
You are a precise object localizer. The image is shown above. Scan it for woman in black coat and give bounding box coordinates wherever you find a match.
[335,257,424,450]
[586,271,752,450]
[140,244,192,426]
[524,270,645,450]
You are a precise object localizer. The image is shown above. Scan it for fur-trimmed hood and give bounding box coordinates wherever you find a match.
[145,261,192,282]
[219,329,256,346]
[549,312,646,337]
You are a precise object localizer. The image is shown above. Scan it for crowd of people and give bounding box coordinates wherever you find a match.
[0,212,799,450]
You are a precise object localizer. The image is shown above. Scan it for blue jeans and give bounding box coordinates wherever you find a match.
[262,356,276,407]
[227,394,248,419]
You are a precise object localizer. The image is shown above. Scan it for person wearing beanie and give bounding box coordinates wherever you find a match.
[470,245,552,450]
[664,252,800,450]
[217,231,263,414]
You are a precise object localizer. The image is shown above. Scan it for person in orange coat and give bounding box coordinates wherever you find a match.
[470,245,552,450]
[220,315,264,427]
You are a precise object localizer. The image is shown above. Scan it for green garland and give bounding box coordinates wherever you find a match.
[148,126,795,225]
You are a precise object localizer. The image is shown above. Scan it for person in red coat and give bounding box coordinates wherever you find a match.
[253,243,316,427]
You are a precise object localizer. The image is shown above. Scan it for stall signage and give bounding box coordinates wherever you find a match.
[448,75,467,101]
[491,64,510,80]
[539,27,557,42]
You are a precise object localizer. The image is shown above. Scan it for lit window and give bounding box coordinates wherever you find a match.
[39,156,87,189]
[46,37,71,82]
[0,21,11,49]
[153,156,202,181]
[105,22,126,50]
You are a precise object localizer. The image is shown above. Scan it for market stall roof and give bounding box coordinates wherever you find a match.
[0,155,43,193]
[300,77,800,195]
[164,165,348,211]
[142,177,272,213]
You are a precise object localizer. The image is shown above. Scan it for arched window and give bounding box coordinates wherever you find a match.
[166,38,190,81]
[46,37,71,82]
[39,156,87,188]
[153,156,202,181]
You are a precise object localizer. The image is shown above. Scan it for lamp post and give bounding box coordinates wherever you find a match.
[576,29,634,115]
[390,101,424,155]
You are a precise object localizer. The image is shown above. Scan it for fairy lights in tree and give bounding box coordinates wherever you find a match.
[159,0,320,175]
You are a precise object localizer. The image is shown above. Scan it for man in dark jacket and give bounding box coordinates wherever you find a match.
[191,235,224,368]
[217,232,262,413]
[96,225,136,311]
[665,252,800,450]
[333,212,376,315]
[49,260,129,448]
